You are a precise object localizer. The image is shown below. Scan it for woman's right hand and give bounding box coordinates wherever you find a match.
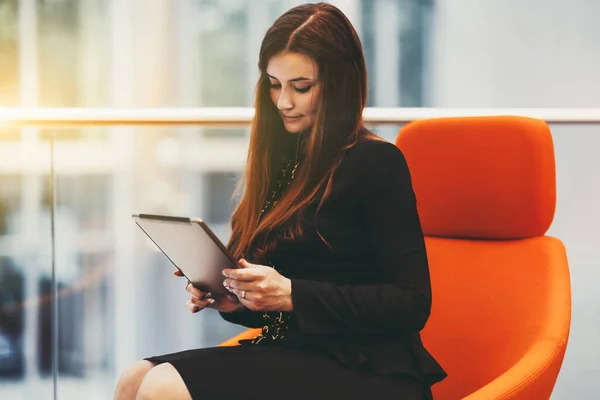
[174,270,243,313]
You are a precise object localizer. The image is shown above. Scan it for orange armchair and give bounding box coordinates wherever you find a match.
[219,116,571,400]
[396,116,571,399]
[218,328,261,347]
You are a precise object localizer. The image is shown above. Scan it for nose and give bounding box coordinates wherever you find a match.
[276,87,293,111]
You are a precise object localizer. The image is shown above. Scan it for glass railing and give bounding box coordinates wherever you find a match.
[0,109,599,399]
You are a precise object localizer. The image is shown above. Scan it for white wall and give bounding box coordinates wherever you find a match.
[429,1,600,398]
[430,0,600,107]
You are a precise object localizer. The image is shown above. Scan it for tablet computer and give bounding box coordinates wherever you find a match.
[132,213,240,296]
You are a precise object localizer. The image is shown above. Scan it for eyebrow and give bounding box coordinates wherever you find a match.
[267,73,313,83]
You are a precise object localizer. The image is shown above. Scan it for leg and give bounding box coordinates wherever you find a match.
[114,360,156,400]
[136,362,193,400]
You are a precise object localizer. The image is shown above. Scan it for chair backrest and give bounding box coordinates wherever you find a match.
[395,116,571,399]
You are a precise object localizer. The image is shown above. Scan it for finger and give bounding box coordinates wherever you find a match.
[240,259,255,268]
[222,259,260,277]
[186,282,211,300]
[237,295,259,311]
[222,267,260,281]
[223,279,255,292]
[228,287,251,302]
[173,269,184,277]
[186,299,202,313]
[190,296,215,308]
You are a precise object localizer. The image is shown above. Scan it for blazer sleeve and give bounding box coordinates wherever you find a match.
[219,308,264,328]
[290,142,433,335]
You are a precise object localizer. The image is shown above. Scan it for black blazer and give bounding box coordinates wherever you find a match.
[221,137,447,386]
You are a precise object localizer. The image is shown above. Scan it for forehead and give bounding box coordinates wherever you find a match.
[266,51,318,81]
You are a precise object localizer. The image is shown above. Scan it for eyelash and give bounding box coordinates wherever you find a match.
[269,84,312,94]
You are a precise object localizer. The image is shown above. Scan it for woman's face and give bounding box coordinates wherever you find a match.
[267,51,322,134]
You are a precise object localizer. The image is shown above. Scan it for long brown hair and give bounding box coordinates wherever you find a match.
[228,2,375,261]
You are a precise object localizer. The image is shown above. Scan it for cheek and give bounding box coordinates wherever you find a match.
[307,87,321,116]
[270,89,278,105]
[307,96,320,116]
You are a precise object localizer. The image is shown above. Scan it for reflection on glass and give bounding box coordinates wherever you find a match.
[0,0,19,107]
[37,0,108,108]
[0,175,24,384]
[45,126,249,398]
[0,130,21,141]
[38,129,111,142]
[0,146,54,399]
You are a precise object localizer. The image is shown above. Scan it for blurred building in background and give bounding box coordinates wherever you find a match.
[0,0,599,399]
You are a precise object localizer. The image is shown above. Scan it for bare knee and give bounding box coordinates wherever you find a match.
[114,360,156,400]
[136,363,192,400]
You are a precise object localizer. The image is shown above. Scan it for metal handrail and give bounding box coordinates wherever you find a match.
[1,107,600,126]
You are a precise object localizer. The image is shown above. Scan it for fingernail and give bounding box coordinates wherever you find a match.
[223,280,229,288]
[222,270,228,276]
[205,293,212,299]
[208,299,215,304]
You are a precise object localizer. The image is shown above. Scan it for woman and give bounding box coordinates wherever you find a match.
[114,3,446,399]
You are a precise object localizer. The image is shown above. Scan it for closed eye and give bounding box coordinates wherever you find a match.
[269,83,312,94]
[295,86,311,94]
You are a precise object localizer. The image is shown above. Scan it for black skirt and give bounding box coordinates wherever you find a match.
[145,345,429,400]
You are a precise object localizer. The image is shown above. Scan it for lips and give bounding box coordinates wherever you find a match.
[282,114,302,121]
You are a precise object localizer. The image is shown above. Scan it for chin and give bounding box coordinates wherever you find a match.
[283,124,310,133]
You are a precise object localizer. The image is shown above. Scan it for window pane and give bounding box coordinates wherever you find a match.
[0,0,19,107]
[203,171,239,225]
[0,0,20,142]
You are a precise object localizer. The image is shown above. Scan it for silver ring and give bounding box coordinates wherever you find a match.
[241,290,246,299]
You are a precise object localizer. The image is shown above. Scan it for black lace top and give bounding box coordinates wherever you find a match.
[242,133,306,345]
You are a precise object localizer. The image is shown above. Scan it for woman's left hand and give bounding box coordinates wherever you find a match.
[222,259,293,312]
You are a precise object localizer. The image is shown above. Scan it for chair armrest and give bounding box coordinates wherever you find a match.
[463,338,568,400]
[218,328,262,347]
